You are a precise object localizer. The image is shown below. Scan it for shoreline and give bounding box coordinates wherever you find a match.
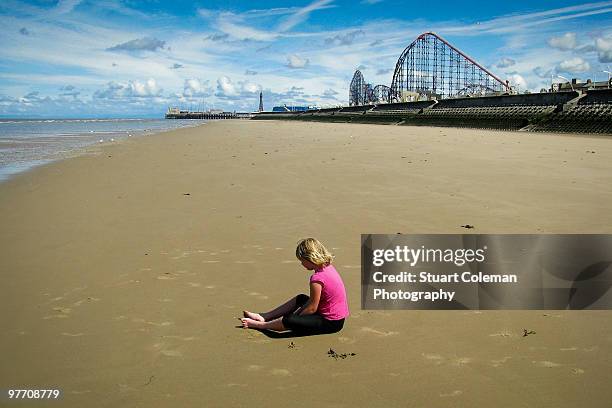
[1,120,611,407]
[0,119,207,184]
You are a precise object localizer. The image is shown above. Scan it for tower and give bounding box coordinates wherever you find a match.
[258,92,264,112]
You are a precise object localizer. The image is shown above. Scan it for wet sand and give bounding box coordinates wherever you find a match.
[1,120,611,407]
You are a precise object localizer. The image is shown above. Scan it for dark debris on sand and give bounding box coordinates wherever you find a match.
[327,348,356,360]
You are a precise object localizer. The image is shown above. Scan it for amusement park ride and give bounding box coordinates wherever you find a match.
[350,32,511,106]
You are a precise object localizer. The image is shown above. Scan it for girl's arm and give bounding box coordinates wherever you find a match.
[299,282,322,315]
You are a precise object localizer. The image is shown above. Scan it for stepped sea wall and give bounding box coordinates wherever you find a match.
[252,90,612,134]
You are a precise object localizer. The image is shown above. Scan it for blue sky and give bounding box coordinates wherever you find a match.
[0,0,610,118]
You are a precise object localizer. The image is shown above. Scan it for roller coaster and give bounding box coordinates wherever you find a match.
[349,32,511,106]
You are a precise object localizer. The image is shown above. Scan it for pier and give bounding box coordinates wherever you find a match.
[165,107,252,120]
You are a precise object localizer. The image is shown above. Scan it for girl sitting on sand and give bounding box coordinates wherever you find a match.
[241,238,349,335]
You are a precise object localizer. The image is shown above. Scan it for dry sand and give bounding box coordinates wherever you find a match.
[1,120,611,407]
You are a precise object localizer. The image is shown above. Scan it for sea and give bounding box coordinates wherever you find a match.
[0,118,205,183]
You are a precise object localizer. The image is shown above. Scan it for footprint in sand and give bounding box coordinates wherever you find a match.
[560,347,578,351]
[203,260,220,263]
[451,357,472,366]
[171,251,192,260]
[489,331,512,337]
[270,368,291,376]
[157,273,176,280]
[491,356,512,367]
[246,365,263,372]
[361,327,398,337]
[43,314,70,320]
[160,350,183,357]
[61,332,85,337]
[533,360,562,368]
[236,260,255,264]
[146,321,173,327]
[187,282,201,287]
[162,335,197,341]
[118,384,138,393]
[571,368,585,375]
[247,291,269,300]
[337,336,357,344]
[72,297,100,307]
[440,390,463,398]
[422,353,444,364]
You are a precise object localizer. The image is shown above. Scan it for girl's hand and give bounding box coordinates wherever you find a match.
[299,282,322,315]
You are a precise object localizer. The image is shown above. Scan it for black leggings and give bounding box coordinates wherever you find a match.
[280,294,344,335]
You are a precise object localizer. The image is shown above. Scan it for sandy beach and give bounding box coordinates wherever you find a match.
[1,120,611,407]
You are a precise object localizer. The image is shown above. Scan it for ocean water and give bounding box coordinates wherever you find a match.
[0,118,205,183]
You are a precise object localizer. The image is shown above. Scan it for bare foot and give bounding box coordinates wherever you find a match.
[243,310,265,322]
[240,317,265,330]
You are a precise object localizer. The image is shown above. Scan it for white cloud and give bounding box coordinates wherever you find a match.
[107,37,166,52]
[53,0,82,15]
[277,0,334,32]
[322,88,339,98]
[376,67,392,75]
[94,78,161,99]
[548,32,577,50]
[286,54,309,69]
[215,76,261,99]
[216,76,237,97]
[595,36,612,62]
[496,57,516,68]
[533,66,553,79]
[442,3,612,36]
[325,30,365,46]
[558,57,591,73]
[506,73,528,91]
[183,79,212,97]
[216,18,277,42]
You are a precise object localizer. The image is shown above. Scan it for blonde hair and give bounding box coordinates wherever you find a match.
[295,238,334,266]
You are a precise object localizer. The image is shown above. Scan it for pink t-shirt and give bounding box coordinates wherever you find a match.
[310,264,349,320]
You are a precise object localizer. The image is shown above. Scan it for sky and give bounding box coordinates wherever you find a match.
[0,0,610,118]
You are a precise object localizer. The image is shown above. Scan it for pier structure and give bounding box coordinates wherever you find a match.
[165,107,249,119]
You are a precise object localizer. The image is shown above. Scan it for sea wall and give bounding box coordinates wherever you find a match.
[252,90,611,134]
